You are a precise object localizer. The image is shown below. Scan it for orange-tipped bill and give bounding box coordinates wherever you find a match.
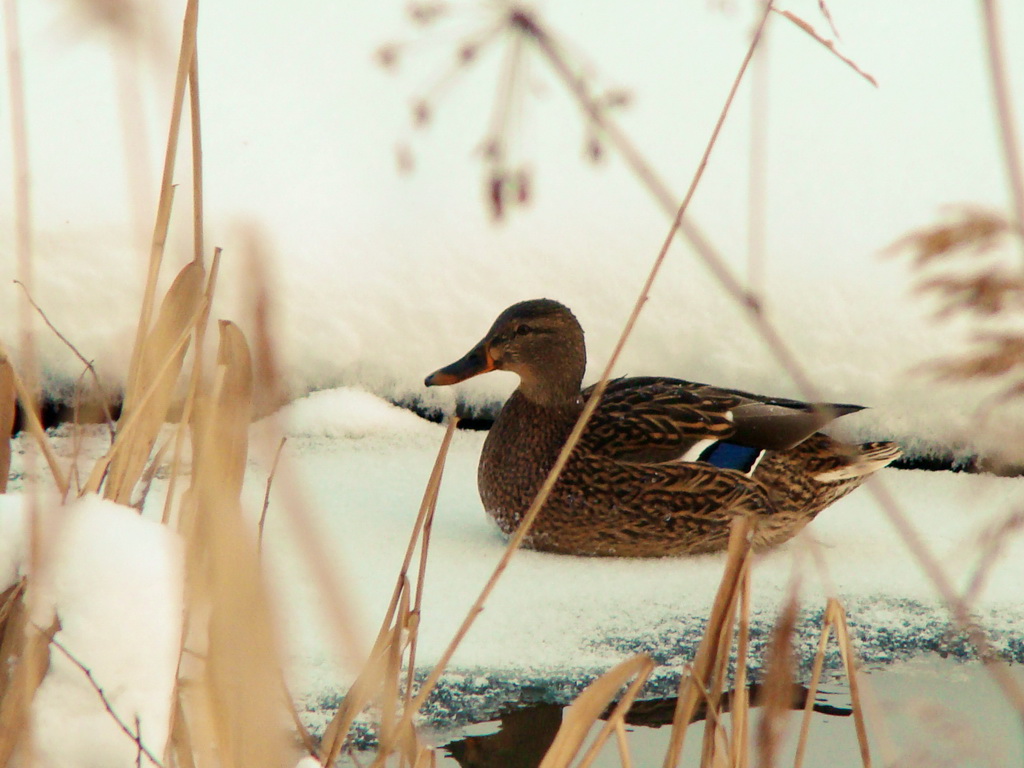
[424,342,496,386]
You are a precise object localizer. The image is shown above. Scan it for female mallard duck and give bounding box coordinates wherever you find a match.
[424,299,901,557]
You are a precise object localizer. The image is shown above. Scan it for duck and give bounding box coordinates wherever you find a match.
[424,299,902,557]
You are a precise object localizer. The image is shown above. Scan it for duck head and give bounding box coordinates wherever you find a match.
[424,299,587,408]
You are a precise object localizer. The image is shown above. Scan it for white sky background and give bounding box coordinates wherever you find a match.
[2,0,1024,454]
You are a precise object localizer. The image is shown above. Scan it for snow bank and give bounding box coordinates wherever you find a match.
[3,1,1024,461]
[269,387,438,440]
[0,495,183,768]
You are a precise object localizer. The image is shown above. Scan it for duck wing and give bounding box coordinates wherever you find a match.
[580,376,864,470]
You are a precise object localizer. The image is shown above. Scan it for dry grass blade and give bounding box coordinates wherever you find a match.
[0,358,14,494]
[830,601,871,768]
[664,517,753,768]
[318,634,398,766]
[126,0,198,394]
[0,579,28,698]
[866,478,1024,727]
[978,0,1024,251]
[0,581,59,765]
[0,346,69,496]
[538,654,654,768]
[730,564,752,768]
[103,261,206,503]
[756,593,798,768]
[163,247,222,527]
[576,658,654,768]
[793,604,834,768]
[174,321,295,768]
[773,9,877,87]
[318,418,459,766]
[614,719,633,768]
[377,584,411,760]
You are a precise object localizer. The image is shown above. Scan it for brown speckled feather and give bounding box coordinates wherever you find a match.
[425,299,902,557]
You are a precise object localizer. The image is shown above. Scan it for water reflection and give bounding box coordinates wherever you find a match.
[443,683,850,768]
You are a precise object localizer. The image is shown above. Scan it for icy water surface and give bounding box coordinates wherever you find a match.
[348,659,1024,767]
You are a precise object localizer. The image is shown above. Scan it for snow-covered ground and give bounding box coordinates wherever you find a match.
[4,387,1023,754]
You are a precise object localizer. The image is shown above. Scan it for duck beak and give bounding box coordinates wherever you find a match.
[424,341,496,386]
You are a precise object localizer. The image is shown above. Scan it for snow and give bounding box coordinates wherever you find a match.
[0,494,183,768]
[4,387,1024,757]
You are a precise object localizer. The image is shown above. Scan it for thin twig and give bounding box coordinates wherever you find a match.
[258,436,287,553]
[773,9,877,87]
[37,625,166,767]
[13,280,116,437]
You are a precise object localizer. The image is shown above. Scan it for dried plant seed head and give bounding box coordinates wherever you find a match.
[412,100,432,127]
[889,208,1011,267]
[516,169,531,205]
[586,134,603,163]
[375,43,401,71]
[458,44,478,64]
[489,173,506,220]
[408,1,449,25]
[396,143,415,174]
[482,137,502,161]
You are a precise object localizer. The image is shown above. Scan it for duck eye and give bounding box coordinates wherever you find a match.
[516,324,533,336]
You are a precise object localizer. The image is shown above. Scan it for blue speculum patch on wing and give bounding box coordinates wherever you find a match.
[699,442,764,473]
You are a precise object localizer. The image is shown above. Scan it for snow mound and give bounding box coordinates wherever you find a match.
[272,387,436,439]
[0,494,183,768]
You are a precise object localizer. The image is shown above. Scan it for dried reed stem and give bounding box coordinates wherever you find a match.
[730,564,752,768]
[81,302,206,496]
[830,602,871,768]
[3,0,36,400]
[664,518,753,768]
[866,478,1024,726]
[0,359,14,494]
[978,0,1024,254]
[0,346,69,496]
[538,654,654,768]
[575,660,653,768]
[188,50,205,265]
[126,0,198,401]
[162,247,222,527]
[317,418,458,767]
[793,605,833,768]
